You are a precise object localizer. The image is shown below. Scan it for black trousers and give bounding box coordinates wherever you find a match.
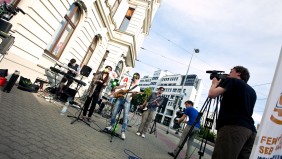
[82,91,100,117]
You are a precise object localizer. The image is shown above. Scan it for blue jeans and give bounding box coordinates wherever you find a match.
[110,98,130,132]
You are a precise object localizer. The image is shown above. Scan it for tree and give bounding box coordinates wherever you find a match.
[130,87,153,111]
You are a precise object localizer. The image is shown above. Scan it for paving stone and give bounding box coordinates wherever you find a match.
[0,89,212,159]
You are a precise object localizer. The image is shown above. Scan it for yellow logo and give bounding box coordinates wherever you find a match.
[270,93,282,125]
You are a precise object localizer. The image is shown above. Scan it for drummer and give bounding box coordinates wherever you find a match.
[56,58,80,98]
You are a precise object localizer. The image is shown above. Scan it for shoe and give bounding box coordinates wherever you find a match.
[121,132,126,140]
[168,152,174,157]
[136,132,141,136]
[141,134,145,138]
[79,115,85,120]
[105,126,112,130]
[86,117,91,122]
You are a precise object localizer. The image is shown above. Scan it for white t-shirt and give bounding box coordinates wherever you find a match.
[123,84,140,101]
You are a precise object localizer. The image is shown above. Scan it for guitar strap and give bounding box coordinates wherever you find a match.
[117,85,138,98]
[129,84,138,91]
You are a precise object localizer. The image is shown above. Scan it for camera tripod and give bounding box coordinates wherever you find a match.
[173,96,221,159]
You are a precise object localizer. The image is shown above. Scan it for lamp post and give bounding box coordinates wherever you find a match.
[166,49,200,134]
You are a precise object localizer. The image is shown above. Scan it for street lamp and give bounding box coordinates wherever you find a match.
[166,48,200,134]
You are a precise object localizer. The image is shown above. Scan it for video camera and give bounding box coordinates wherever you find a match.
[173,110,184,129]
[206,70,228,80]
[176,109,184,118]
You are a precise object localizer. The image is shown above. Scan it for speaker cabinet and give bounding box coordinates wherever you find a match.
[0,32,15,55]
[60,88,77,102]
[0,19,12,34]
[80,65,92,77]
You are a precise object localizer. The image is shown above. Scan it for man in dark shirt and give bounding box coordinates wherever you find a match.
[136,87,165,138]
[56,58,80,98]
[208,66,257,159]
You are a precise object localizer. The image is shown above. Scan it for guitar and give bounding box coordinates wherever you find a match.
[141,96,163,112]
[113,85,143,98]
[114,89,131,98]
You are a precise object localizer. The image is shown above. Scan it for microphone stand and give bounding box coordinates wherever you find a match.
[101,77,134,142]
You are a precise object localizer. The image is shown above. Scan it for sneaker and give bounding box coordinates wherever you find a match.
[105,126,112,130]
[168,152,175,157]
[141,134,145,138]
[121,132,126,140]
[136,132,141,136]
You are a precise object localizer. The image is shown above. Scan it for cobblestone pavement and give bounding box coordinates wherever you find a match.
[0,87,212,159]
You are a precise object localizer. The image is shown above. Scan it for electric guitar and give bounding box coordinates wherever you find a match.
[141,96,163,112]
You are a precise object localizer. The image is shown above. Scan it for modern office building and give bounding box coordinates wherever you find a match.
[139,70,203,127]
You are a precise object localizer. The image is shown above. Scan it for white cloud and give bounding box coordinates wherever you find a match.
[133,0,282,124]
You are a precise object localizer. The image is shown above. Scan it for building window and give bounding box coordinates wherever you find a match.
[81,35,100,67]
[111,0,122,16]
[9,0,20,6]
[115,61,124,77]
[45,3,81,59]
[119,7,134,32]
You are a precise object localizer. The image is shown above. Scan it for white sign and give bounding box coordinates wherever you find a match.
[250,47,282,158]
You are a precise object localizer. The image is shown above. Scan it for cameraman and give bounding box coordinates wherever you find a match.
[168,100,200,158]
[208,66,257,159]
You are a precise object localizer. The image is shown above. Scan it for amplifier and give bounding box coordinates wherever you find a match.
[60,88,77,102]
[0,31,15,55]
[0,19,12,34]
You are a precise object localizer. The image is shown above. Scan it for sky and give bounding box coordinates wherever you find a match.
[131,0,282,125]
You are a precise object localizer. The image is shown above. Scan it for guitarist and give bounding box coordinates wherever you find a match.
[106,73,141,140]
[136,87,165,138]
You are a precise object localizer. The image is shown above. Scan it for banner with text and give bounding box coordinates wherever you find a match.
[250,47,282,158]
